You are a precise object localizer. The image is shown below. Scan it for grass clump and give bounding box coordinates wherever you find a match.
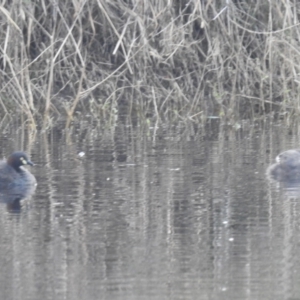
[0,1,299,124]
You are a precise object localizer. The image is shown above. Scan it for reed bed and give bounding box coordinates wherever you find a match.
[0,0,300,124]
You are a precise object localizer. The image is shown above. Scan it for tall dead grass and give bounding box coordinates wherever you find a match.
[0,0,299,124]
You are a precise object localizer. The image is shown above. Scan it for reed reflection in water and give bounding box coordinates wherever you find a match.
[0,120,298,299]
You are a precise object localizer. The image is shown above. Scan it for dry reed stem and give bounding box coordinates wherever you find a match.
[0,6,21,33]
[66,66,85,128]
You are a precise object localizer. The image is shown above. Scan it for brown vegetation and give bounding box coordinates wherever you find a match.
[0,1,299,124]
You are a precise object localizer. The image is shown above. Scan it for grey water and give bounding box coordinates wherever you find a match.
[0,118,300,300]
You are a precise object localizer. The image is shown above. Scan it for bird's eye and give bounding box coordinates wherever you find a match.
[20,157,27,164]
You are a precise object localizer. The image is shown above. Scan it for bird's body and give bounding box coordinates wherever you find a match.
[0,152,36,204]
[267,149,300,181]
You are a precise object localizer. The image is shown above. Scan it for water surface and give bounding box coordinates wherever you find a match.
[0,119,299,300]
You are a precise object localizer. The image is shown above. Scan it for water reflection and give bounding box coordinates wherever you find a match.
[1,119,300,299]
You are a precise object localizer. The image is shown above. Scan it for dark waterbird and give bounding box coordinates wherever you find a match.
[0,151,36,211]
[267,149,300,181]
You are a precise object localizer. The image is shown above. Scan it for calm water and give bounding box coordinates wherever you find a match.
[0,118,300,300]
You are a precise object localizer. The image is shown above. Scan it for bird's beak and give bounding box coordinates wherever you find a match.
[27,160,34,166]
